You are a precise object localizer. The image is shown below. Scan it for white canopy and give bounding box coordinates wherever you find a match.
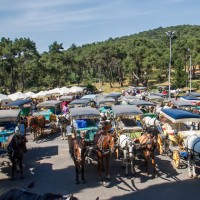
[25,91,36,98]
[69,86,85,93]
[47,88,60,96]
[32,91,51,99]
[0,93,11,103]
[60,87,70,95]
[8,92,29,101]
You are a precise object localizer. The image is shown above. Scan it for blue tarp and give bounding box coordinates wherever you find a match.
[181,96,200,101]
[160,108,200,123]
[4,99,32,107]
[76,119,87,128]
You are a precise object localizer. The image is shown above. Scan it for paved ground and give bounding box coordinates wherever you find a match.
[1,131,200,200]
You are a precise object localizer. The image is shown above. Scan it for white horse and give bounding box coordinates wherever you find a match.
[117,134,135,176]
[185,133,200,178]
[142,116,161,127]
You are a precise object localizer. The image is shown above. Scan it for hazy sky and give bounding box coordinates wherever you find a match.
[0,0,199,53]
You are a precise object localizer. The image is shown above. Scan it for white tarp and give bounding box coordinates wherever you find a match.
[0,93,11,103]
[8,92,29,101]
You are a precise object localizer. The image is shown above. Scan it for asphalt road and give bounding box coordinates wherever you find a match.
[1,131,200,200]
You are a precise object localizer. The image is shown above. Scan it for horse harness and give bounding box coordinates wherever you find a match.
[186,134,200,157]
[96,134,111,155]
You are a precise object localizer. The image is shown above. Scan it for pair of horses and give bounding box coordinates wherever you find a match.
[26,115,45,140]
[1,134,28,180]
[117,129,157,178]
[69,129,116,184]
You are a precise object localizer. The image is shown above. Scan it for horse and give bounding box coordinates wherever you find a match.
[185,133,200,178]
[142,116,161,130]
[57,115,70,140]
[142,116,163,155]
[117,134,135,176]
[7,134,27,180]
[135,130,157,178]
[69,136,87,184]
[95,132,115,181]
[0,188,76,200]
[27,115,45,140]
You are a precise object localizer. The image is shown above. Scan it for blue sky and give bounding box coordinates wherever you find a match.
[0,0,199,53]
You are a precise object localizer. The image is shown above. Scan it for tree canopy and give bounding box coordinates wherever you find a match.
[0,25,200,94]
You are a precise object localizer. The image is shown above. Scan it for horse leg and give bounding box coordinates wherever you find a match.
[105,157,110,181]
[81,162,86,183]
[116,148,119,160]
[192,156,197,178]
[125,159,129,176]
[130,158,134,175]
[75,165,80,184]
[10,158,15,181]
[97,156,102,180]
[188,154,193,178]
[151,154,156,178]
[144,153,149,175]
[19,156,24,179]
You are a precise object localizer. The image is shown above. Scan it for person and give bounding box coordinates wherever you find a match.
[62,103,68,114]
[14,123,20,135]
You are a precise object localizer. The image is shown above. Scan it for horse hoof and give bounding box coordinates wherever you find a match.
[20,176,25,179]
[121,166,125,169]
[10,177,15,181]
[75,181,80,184]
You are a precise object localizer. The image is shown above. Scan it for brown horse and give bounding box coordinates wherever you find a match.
[69,137,87,184]
[7,134,28,180]
[27,115,45,140]
[136,132,157,178]
[95,132,115,181]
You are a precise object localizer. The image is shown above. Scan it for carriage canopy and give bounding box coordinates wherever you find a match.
[169,99,197,107]
[128,100,156,106]
[4,99,32,107]
[160,108,200,123]
[0,110,21,122]
[112,105,143,118]
[36,100,62,108]
[70,107,101,119]
[68,99,90,108]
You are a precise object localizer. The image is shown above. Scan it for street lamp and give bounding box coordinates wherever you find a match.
[187,48,192,93]
[166,31,175,99]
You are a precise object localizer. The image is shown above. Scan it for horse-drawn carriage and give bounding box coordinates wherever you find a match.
[159,108,200,175]
[112,105,158,177]
[31,100,62,134]
[69,106,116,183]
[68,99,91,109]
[70,106,101,143]
[3,99,32,117]
[112,105,143,137]
[0,110,21,148]
[0,109,27,180]
[96,96,116,120]
[129,100,157,118]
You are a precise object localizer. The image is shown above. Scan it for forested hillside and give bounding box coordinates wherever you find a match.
[0,25,200,94]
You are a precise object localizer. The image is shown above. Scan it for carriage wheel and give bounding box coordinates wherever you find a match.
[172,150,180,169]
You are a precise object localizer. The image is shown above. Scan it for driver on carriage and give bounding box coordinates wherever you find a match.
[93,121,112,145]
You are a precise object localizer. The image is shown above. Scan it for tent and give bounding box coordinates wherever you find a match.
[8,92,29,101]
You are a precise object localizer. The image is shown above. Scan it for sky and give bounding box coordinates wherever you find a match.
[0,0,199,53]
